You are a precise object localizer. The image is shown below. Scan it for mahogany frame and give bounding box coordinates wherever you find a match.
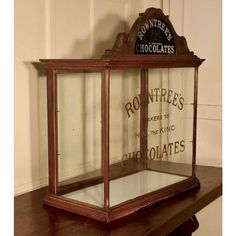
[40,8,204,222]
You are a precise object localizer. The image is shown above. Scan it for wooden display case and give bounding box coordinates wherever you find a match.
[40,8,204,222]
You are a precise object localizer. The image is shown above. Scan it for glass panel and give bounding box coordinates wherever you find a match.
[55,68,195,209]
[147,68,195,176]
[109,68,194,207]
[109,69,142,206]
[56,71,103,207]
[110,69,141,170]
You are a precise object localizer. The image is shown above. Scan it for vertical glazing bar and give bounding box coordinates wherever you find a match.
[192,67,199,176]
[102,69,110,212]
[140,69,148,170]
[46,68,58,194]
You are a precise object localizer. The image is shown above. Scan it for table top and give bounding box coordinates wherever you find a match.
[14,165,222,236]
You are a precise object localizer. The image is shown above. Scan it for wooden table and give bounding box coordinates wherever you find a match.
[14,165,222,236]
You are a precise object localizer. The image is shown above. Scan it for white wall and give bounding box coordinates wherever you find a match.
[15,0,222,235]
[15,0,48,194]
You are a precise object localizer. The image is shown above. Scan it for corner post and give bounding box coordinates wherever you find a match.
[192,67,199,176]
[140,69,148,169]
[102,69,110,213]
[46,68,58,194]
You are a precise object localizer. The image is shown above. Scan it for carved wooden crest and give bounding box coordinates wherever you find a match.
[103,8,193,58]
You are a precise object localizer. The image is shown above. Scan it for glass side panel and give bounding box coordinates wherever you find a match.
[56,71,103,207]
[147,68,195,175]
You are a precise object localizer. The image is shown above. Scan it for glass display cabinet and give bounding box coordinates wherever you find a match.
[40,8,204,222]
